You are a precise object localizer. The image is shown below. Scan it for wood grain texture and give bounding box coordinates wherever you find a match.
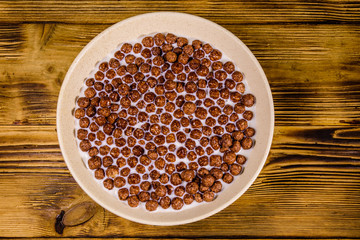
[0,0,360,24]
[0,0,359,238]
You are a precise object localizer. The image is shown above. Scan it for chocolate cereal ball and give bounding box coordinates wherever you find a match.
[145,200,158,211]
[171,197,184,210]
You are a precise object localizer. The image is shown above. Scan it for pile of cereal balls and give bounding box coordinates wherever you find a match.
[74,33,255,211]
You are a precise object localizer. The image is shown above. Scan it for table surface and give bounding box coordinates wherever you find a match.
[0,0,359,238]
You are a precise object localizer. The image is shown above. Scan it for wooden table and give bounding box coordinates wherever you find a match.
[1,1,359,238]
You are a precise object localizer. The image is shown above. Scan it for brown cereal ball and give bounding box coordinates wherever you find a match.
[197,65,209,76]
[177,161,188,171]
[243,110,254,121]
[94,168,105,179]
[155,185,167,197]
[220,134,232,148]
[191,39,201,49]
[171,197,184,210]
[165,80,177,91]
[118,188,129,200]
[174,186,185,197]
[106,165,119,178]
[209,106,221,117]
[181,170,195,182]
[165,91,177,101]
[176,37,188,47]
[77,97,90,108]
[132,43,142,54]
[185,94,196,102]
[155,96,166,108]
[142,36,154,47]
[221,163,229,172]
[130,185,140,195]
[159,173,169,184]
[241,93,255,107]
[193,49,205,59]
[183,102,196,115]
[218,114,229,125]
[209,155,221,167]
[235,119,247,131]
[241,137,253,149]
[118,83,130,96]
[165,33,177,43]
[198,156,208,167]
[128,173,141,185]
[79,139,91,152]
[185,138,196,150]
[145,200,158,211]
[223,173,234,184]
[94,71,104,81]
[200,43,211,53]
[84,87,96,98]
[114,50,125,60]
[223,61,235,74]
[165,153,176,162]
[194,193,203,203]
[231,140,241,153]
[150,170,160,180]
[183,194,194,205]
[170,173,182,186]
[203,191,215,202]
[162,43,173,53]
[194,107,207,120]
[103,178,114,190]
[127,156,138,168]
[177,53,189,65]
[210,168,223,180]
[159,196,171,209]
[231,130,243,141]
[205,147,214,155]
[232,71,243,82]
[114,176,126,188]
[175,146,186,159]
[121,43,132,53]
[185,82,197,93]
[141,48,152,59]
[210,136,220,150]
[230,91,242,103]
[165,163,176,175]
[140,181,151,191]
[164,51,177,63]
[154,33,165,45]
[230,164,242,176]
[77,129,88,140]
[236,155,247,165]
[99,62,108,72]
[202,174,215,187]
[209,49,222,61]
[74,108,85,119]
[138,191,150,202]
[116,65,126,76]
[223,151,236,165]
[127,195,139,208]
[189,162,199,171]
[210,181,222,193]
[150,192,160,201]
[191,119,203,129]
[106,69,116,79]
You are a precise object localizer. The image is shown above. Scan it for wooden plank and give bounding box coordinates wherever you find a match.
[0,0,359,24]
[0,24,359,126]
[0,126,359,237]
